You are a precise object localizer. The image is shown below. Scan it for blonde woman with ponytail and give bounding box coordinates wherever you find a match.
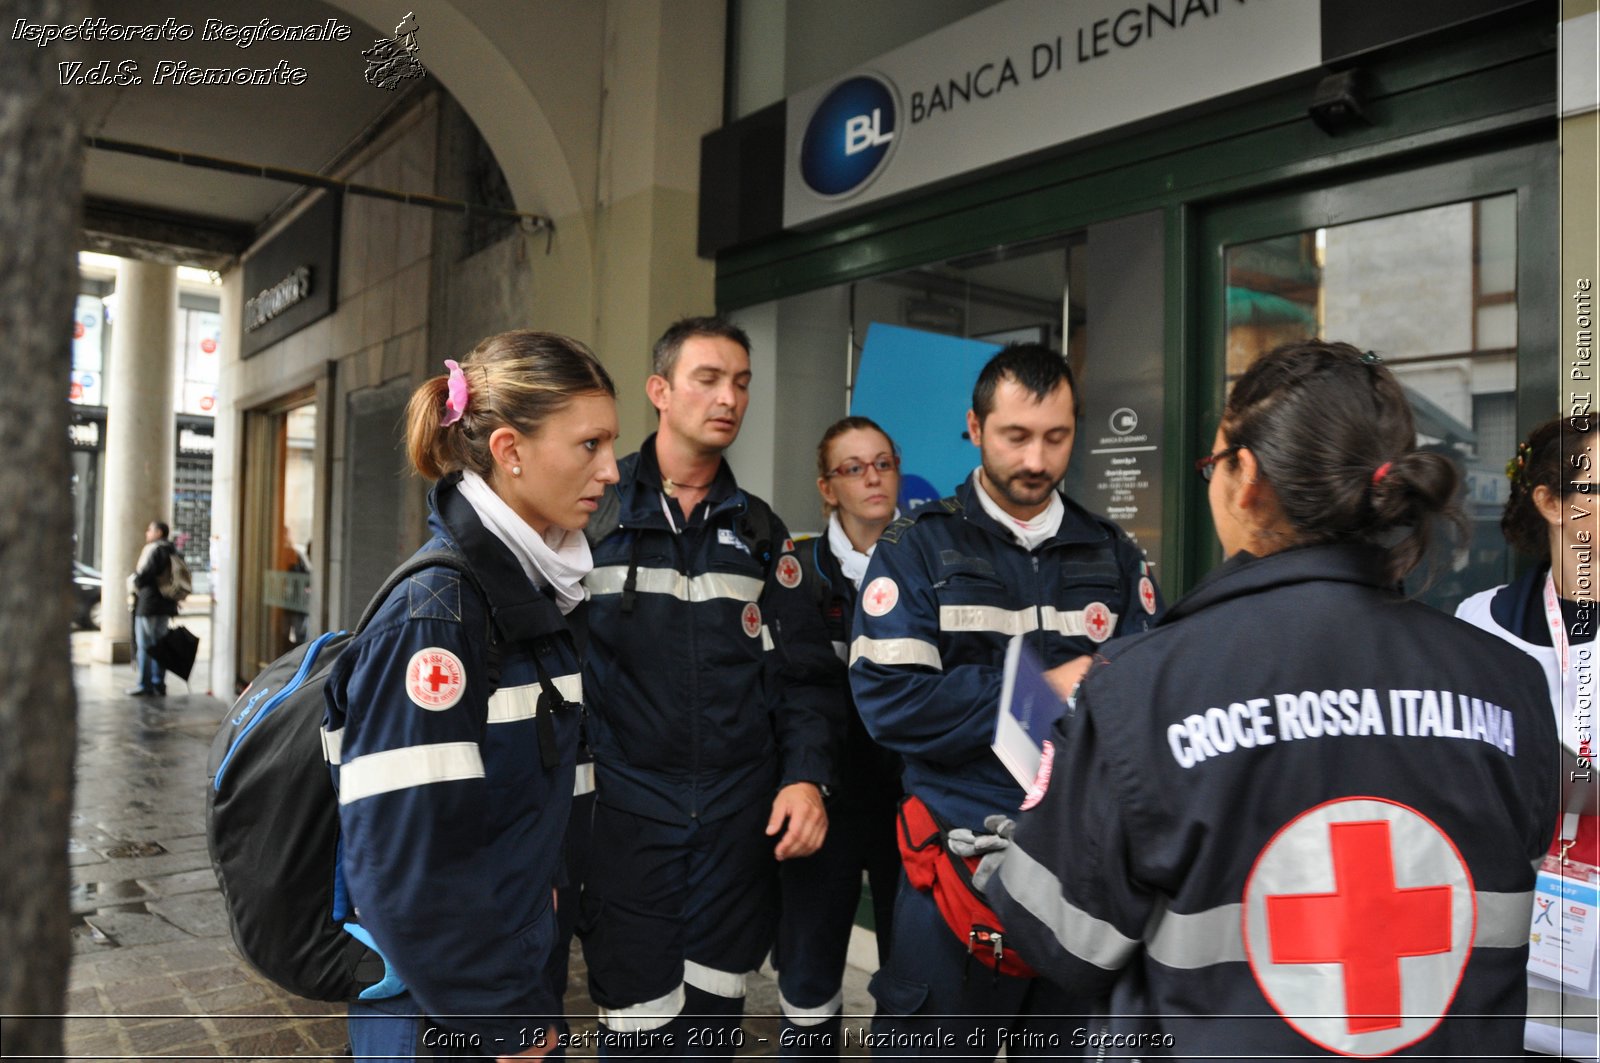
[326,331,618,1061]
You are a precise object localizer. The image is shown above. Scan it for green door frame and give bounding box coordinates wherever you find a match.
[1187,138,1559,590]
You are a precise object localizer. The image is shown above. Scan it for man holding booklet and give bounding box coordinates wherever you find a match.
[849,343,1161,1059]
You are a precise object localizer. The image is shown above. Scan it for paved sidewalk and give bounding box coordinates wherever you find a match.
[61,620,875,1060]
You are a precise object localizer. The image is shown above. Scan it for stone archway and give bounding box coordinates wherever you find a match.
[326,0,598,342]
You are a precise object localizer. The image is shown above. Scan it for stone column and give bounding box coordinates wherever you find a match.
[96,259,176,663]
[593,0,724,447]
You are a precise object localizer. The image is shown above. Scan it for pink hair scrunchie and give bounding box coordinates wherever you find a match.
[440,360,468,426]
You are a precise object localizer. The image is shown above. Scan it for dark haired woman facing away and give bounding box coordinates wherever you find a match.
[988,340,1557,1061]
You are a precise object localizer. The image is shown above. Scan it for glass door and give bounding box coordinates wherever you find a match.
[1192,140,1557,610]
[239,394,318,683]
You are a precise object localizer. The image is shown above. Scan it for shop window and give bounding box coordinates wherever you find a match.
[240,399,318,682]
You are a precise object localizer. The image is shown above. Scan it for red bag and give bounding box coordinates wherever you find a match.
[896,794,1036,979]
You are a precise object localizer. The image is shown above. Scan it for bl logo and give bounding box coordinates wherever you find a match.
[800,74,898,198]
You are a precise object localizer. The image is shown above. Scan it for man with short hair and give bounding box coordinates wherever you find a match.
[580,316,843,1059]
[851,344,1163,1057]
[128,519,179,696]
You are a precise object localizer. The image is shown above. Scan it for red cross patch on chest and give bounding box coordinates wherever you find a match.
[1082,601,1112,643]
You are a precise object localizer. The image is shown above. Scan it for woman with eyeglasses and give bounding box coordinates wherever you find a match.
[1456,415,1599,1063]
[775,416,905,1058]
[986,340,1558,1060]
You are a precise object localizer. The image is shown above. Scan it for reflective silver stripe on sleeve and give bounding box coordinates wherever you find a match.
[552,673,582,703]
[683,960,747,999]
[760,625,774,652]
[597,983,685,1032]
[830,639,848,662]
[1145,903,1246,968]
[848,635,943,671]
[321,726,343,766]
[337,742,485,804]
[935,604,1122,638]
[1474,890,1534,947]
[1040,605,1119,637]
[939,604,1037,637]
[586,565,763,604]
[1143,889,1535,969]
[994,842,1139,970]
[573,762,596,797]
[485,674,583,723]
[779,987,843,1025]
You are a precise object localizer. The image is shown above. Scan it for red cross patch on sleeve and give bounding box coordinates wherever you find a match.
[405,648,467,710]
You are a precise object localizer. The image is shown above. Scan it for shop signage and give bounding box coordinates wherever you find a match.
[241,193,339,357]
[244,266,310,332]
[784,0,1321,228]
[1066,211,1166,566]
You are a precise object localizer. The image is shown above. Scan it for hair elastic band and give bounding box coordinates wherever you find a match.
[1506,441,1533,487]
[441,360,468,426]
[1371,461,1393,485]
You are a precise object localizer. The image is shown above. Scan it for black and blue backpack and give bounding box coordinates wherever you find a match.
[205,549,494,1001]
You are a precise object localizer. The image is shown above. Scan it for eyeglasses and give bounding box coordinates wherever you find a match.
[825,455,900,479]
[1194,445,1242,482]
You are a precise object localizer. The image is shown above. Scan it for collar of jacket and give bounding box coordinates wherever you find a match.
[951,476,1109,549]
[427,471,573,644]
[1163,542,1392,625]
[616,432,748,529]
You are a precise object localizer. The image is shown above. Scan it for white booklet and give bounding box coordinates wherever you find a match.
[992,634,1071,791]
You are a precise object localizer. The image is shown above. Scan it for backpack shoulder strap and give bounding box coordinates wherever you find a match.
[736,494,778,577]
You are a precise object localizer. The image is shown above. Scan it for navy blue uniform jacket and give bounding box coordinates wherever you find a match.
[989,544,1560,1059]
[796,533,901,812]
[325,474,581,1043]
[850,477,1161,830]
[582,438,844,824]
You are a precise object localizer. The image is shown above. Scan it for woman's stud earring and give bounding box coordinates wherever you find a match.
[512,465,522,477]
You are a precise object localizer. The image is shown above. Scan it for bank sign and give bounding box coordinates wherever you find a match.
[784,0,1321,228]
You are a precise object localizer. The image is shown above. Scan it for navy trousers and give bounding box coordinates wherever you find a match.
[580,798,777,1062]
[775,798,899,1057]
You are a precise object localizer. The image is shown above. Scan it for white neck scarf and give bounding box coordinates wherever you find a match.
[458,470,593,615]
[972,469,1064,550]
[827,509,900,589]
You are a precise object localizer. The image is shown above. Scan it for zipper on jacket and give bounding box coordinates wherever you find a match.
[1031,554,1046,656]
[679,520,701,819]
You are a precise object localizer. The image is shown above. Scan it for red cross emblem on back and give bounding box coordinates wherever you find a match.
[1243,797,1475,1056]
[1266,820,1453,1033]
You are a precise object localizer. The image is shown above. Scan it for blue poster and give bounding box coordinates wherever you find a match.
[851,323,999,511]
